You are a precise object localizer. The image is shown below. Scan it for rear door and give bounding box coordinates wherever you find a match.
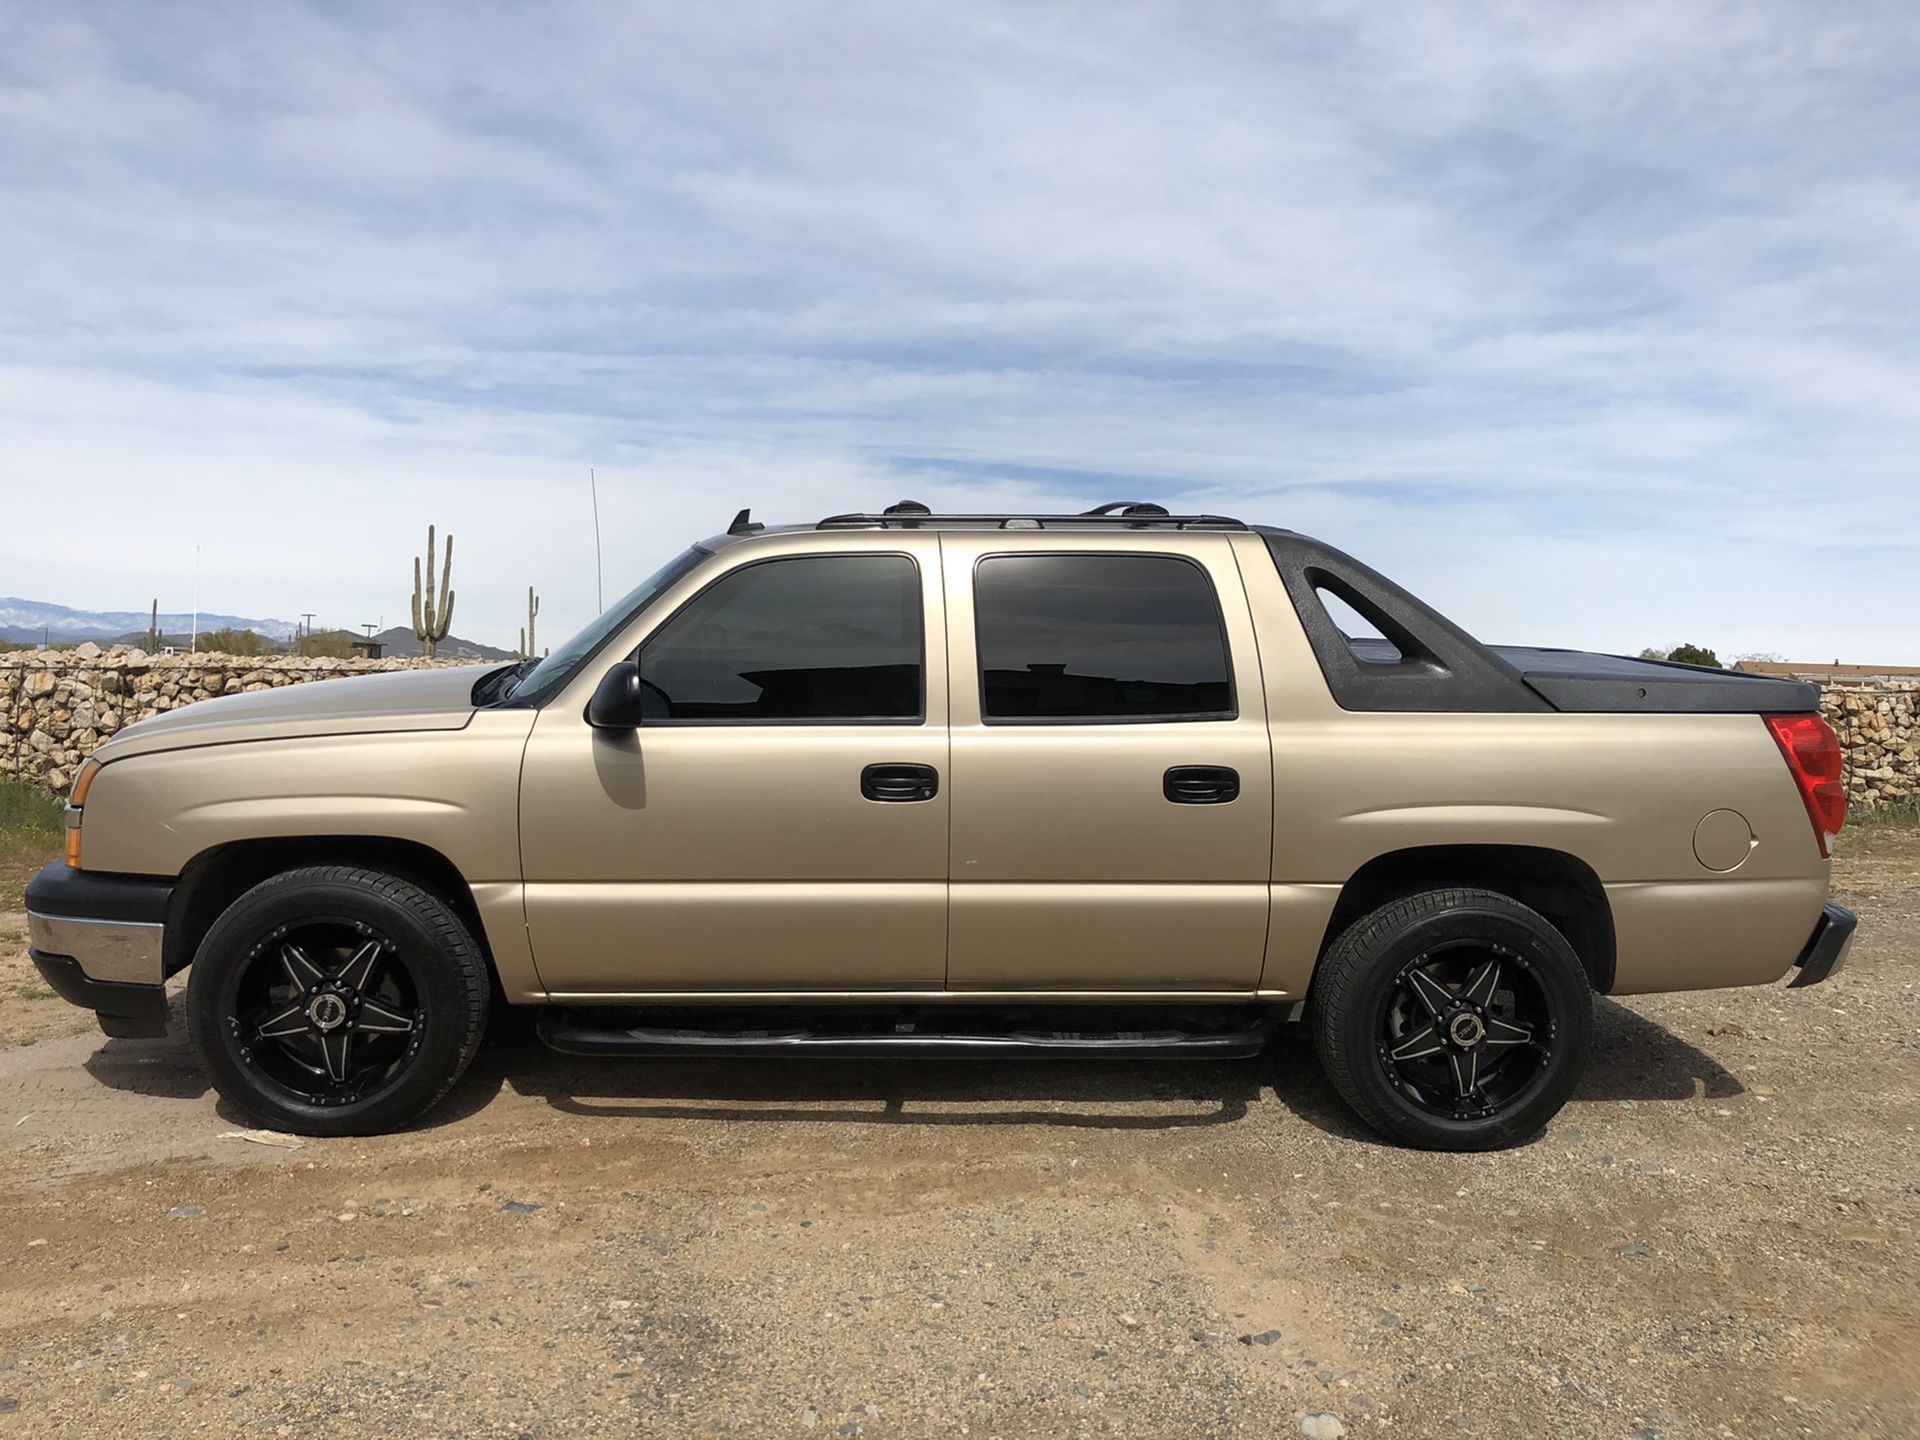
[940,533,1273,991]
[518,535,949,995]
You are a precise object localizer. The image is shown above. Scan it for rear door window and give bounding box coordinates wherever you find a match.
[973,553,1234,722]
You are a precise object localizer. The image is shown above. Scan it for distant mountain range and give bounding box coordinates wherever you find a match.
[0,597,514,661]
[0,596,296,646]
[365,627,515,662]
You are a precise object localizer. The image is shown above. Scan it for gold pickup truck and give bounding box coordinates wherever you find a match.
[25,503,1855,1149]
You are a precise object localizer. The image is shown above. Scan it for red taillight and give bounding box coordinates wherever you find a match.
[1764,712,1847,858]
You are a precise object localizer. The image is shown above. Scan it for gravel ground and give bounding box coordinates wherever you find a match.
[0,832,1914,1438]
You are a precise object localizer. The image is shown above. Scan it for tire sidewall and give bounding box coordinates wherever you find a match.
[188,871,485,1136]
[1323,895,1592,1150]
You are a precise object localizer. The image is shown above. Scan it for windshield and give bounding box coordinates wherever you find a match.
[504,546,709,706]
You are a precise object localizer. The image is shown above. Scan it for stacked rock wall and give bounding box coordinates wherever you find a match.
[1820,679,1918,810]
[1,646,478,794]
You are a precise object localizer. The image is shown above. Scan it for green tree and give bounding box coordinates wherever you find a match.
[1664,643,1720,668]
[196,627,267,656]
[299,629,358,658]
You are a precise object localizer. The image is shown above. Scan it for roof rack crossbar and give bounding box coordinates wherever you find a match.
[815,511,1247,531]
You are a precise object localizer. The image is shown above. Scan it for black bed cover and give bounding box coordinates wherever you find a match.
[1487,646,1819,715]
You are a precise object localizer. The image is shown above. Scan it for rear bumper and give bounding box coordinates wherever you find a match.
[23,861,173,1038]
[1787,902,1857,989]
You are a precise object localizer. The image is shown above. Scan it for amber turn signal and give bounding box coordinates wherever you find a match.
[64,759,102,869]
[69,758,102,809]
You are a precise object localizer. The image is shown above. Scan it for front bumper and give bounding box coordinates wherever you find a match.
[1787,902,1857,988]
[30,952,171,1038]
[23,861,174,1038]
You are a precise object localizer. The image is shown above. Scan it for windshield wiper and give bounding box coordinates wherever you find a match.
[482,658,541,705]
[497,657,541,702]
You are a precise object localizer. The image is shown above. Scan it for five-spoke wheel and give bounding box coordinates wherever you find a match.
[1379,943,1553,1122]
[1313,887,1591,1150]
[189,865,490,1137]
[233,921,424,1104]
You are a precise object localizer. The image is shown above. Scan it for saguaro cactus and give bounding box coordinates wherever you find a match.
[411,524,455,659]
[519,586,541,659]
[147,599,158,651]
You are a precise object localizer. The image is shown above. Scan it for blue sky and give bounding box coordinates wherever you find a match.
[1,2,1915,658]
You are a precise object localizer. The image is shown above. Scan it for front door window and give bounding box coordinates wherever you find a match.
[639,554,924,723]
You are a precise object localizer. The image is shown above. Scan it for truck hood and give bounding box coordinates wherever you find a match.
[95,664,507,762]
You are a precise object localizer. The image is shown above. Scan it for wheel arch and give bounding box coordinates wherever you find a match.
[164,836,496,983]
[1315,844,1615,995]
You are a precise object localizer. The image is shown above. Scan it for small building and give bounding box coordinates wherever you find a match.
[350,637,385,660]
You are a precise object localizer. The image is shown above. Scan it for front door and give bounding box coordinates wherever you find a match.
[941,534,1273,991]
[518,537,949,995]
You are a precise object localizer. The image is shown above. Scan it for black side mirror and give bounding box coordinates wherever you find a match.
[586,660,646,729]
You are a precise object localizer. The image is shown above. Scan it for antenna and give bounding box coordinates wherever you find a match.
[589,468,604,613]
[191,545,200,654]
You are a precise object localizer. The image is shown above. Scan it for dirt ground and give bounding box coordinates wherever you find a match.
[0,834,1914,1439]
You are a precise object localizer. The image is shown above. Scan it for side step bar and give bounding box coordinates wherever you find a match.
[536,1014,1275,1059]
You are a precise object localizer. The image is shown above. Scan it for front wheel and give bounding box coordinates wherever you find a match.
[187,866,490,1137]
[1311,887,1592,1151]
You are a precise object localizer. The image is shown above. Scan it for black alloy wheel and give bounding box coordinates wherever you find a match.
[1377,941,1553,1122]
[1311,887,1592,1151]
[230,917,425,1106]
[188,866,489,1137]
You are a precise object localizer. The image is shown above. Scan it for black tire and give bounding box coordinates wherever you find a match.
[1311,887,1592,1151]
[187,865,490,1137]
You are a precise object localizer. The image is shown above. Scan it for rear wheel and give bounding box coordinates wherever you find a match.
[1311,887,1591,1150]
[187,866,489,1136]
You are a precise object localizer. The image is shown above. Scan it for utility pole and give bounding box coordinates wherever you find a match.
[299,612,316,657]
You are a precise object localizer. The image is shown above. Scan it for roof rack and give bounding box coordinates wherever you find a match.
[815,500,1247,531]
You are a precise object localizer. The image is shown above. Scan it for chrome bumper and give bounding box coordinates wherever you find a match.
[26,910,165,985]
[22,861,174,987]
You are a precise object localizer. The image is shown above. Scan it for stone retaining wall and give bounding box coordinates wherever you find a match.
[4,647,1917,812]
[1821,679,1918,810]
[1,646,482,794]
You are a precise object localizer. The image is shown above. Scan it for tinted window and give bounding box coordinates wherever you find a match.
[639,555,922,722]
[974,554,1233,722]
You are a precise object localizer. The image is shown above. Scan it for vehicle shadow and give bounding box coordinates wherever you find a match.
[62,992,1745,1137]
[473,995,1745,1142]
[478,1013,1348,1140]
[491,1043,1264,1132]
[1266,995,1747,1146]
[79,990,212,1103]
[1575,995,1745,1102]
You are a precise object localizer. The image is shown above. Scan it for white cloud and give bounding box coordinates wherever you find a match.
[0,0,1913,660]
